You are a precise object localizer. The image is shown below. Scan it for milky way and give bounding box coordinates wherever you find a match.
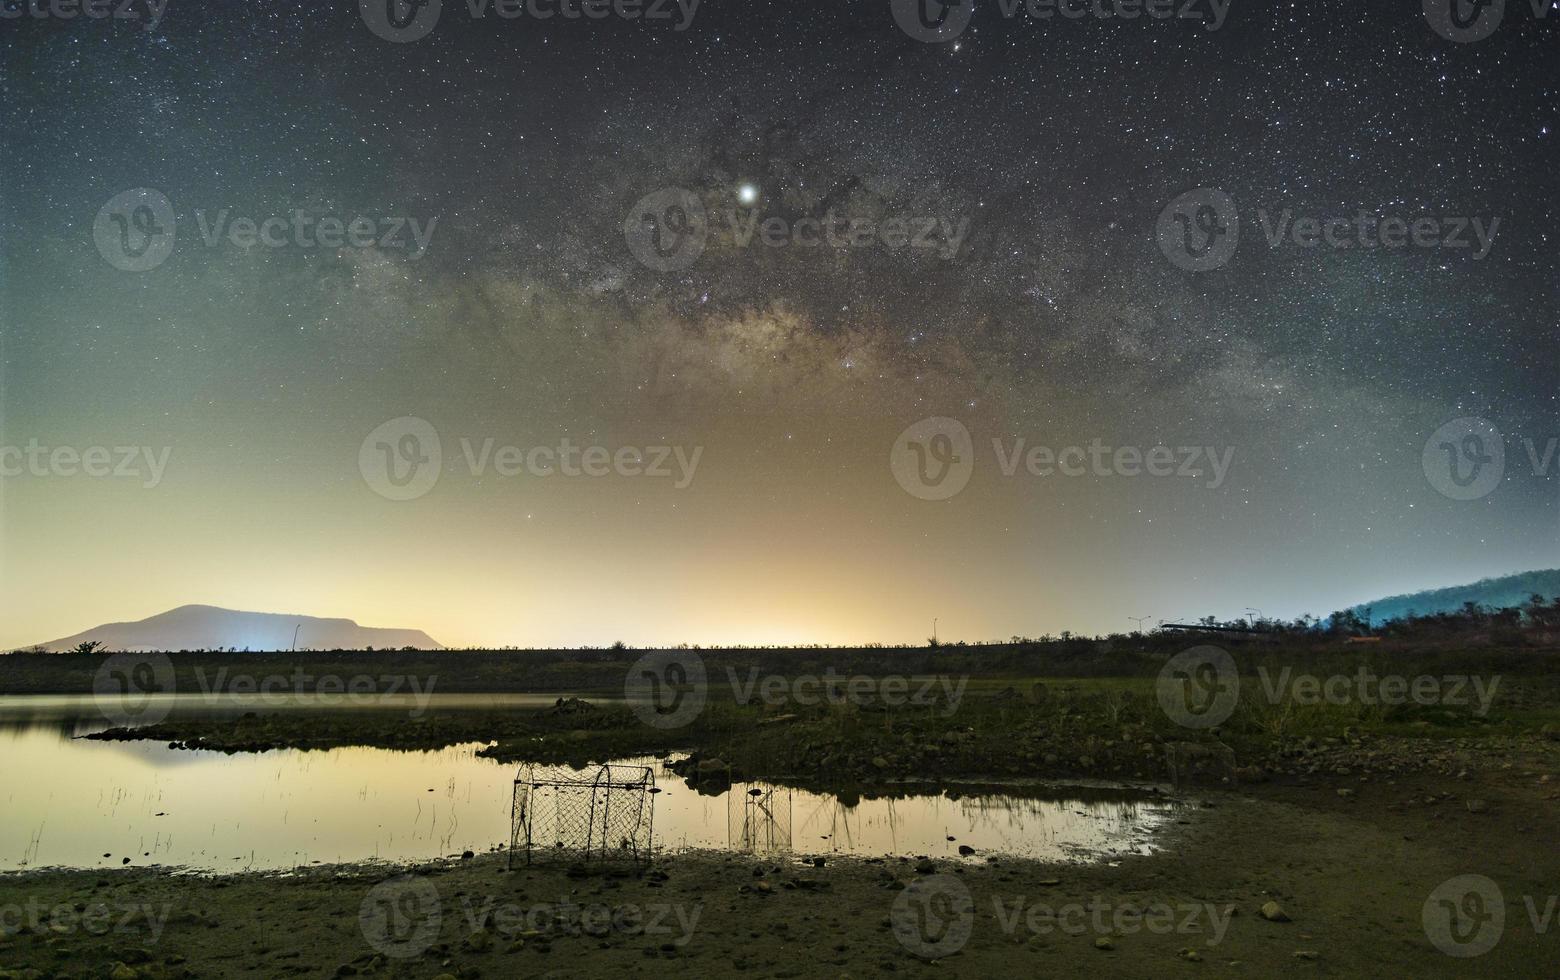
[1,0,1556,647]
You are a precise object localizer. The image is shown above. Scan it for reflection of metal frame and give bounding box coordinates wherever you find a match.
[507,764,656,870]
[729,783,792,856]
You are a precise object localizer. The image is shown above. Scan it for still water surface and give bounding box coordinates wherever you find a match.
[0,695,1183,873]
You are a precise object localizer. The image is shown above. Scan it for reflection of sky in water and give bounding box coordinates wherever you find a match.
[0,697,1181,873]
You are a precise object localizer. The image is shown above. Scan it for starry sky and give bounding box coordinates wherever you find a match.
[1,0,1556,649]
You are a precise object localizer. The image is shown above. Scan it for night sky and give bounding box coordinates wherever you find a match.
[1,0,1556,648]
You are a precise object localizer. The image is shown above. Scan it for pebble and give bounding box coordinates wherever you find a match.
[1260,901,1291,923]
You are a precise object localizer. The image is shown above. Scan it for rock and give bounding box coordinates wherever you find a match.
[463,929,493,952]
[1293,950,1319,960]
[109,966,139,980]
[1093,937,1114,951]
[1260,901,1291,923]
[1466,799,1488,813]
[1336,788,1354,799]
[871,757,890,770]
[957,845,975,856]
[915,860,936,874]
[1179,947,1203,961]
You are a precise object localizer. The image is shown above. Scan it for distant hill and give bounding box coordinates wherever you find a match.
[1344,570,1560,626]
[26,605,443,652]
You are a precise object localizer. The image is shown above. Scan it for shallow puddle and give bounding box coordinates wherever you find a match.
[0,696,1183,873]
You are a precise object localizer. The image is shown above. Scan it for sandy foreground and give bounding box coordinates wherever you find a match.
[2,758,1558,980]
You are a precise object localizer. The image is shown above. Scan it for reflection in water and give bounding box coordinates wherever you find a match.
[0,697,1183,873]
[729,784,792,856]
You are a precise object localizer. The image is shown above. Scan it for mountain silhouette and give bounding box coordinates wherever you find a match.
[1342,569,1560,625]
[28,605,443,652]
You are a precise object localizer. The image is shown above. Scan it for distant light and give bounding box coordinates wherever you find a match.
[737,183,759,205]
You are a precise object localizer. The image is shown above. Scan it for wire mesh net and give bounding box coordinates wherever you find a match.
[508,763,656,868]
[726,782,792,856]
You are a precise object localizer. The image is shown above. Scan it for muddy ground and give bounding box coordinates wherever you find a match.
[2,741,1557,979]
